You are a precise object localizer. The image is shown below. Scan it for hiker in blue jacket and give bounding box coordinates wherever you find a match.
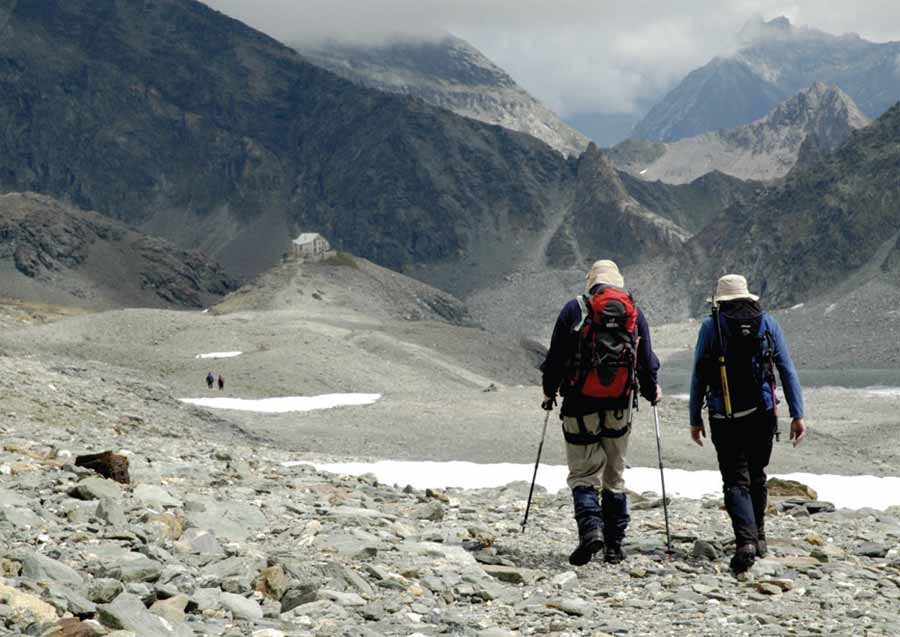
[689,274,806,574]
[542,260,661,566]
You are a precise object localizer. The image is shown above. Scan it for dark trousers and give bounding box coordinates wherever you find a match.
[572,486,629,546]
[710,410,777,547]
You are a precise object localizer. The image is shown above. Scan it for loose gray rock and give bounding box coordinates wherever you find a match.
[173,528,222,555]
[220,592,263,621]
[88,579,124,604]
[20,552,84,588]
[96,498,128,527]
[133,484,183,509]
[69,477,122,501]
[100,593,191,637]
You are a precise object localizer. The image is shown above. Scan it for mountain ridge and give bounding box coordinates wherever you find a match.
[635,17,900,141]
[615,83,869,183]
[687,100,900,309]
[297,35,591,157]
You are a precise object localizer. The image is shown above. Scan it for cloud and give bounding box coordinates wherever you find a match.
[200,1,900,117]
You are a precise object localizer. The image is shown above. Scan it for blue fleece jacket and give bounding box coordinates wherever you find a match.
[689,312,804,427]
[542,293,660,416]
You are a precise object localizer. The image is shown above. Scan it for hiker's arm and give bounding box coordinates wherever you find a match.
[635,309,660,403]
[769,317,804,420]
[689,321,711,428]
[541,302,576,399]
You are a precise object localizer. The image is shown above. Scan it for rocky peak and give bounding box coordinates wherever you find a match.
[297,35,590,157]
[764,83,869,132]
[575,143,629,206]
[566,143,689,266]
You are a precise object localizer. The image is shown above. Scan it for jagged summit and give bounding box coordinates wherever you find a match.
[558,144,690,266]
[617,83,869,183]
[297,35,590,157]
[636,19,900,141]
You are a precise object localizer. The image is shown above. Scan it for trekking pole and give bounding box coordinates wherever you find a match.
[521,410,551,533]
[652,404,674,558]
[710,297,733,418]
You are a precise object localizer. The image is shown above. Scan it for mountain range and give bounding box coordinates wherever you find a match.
[297,35,590,157]
[0,0,572,279]
[0,0,898,326]
[612,83,869,184]
[635,16,900,142]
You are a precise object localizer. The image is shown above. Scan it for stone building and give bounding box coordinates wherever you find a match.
[291,233,331,261]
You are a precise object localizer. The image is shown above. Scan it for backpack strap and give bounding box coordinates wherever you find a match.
[562,413,630,445]
[572,295,590,333]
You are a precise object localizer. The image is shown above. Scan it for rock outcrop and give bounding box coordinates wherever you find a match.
[549,144,690,267]
[0,192,237,309]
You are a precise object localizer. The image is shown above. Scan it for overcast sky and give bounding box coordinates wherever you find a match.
[202,1,900,117]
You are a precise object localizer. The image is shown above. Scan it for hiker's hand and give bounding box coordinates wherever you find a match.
[691,425,706,447]
[652,384,662,405]
[541,395,556,411]
[790,418,806,447]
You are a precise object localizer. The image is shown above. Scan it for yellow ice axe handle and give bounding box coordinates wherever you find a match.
[718,355,733,417]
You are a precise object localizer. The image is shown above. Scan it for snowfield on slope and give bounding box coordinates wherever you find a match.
[180,393,382,413]
[297,460,900,511]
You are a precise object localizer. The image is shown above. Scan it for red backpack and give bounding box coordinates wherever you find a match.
[568,286,639,408]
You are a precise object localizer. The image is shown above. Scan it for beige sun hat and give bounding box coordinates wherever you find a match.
[585,259,624,293]
[714,274,759,303]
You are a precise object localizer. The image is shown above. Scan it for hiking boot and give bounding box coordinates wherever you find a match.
[756,537,768,558]
[568,528,604,566]
[603,543,625,564]
[729,543,757,574]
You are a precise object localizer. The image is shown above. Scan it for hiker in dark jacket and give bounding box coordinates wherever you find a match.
[689,274,806,574]
[217,374,225,391]
[206,371,214,389]
[542,260,661,566]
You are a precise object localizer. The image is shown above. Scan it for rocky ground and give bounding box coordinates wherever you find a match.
[2,354,900,637]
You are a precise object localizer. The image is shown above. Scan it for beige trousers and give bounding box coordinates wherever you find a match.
[564,410,631,492]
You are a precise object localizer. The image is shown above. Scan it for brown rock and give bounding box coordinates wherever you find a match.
[47,619,102,637]
[256,565,290,601]
[0,558,22,577]
[75,451,130,484]
[766,478,817,500]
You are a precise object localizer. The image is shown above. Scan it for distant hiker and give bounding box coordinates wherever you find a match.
[206,371,214,389]
[541,260,661,566]
[689,274,806,575]
[217,374,224,391]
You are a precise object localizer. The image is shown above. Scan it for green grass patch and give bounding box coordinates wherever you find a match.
[322,252,359,268]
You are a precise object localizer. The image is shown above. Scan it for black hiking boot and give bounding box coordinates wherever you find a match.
[729,543,757,574]
[756,536,768,558]
[568,529,604,566]
[603,543,625,564]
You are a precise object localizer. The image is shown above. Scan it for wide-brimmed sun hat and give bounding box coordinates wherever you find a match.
[585,259,624,292]
[714,274,759,303]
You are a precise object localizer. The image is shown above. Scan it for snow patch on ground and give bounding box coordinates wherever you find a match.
[294,460,900,511]
[180,394,382,413]
[195,351,242,359]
